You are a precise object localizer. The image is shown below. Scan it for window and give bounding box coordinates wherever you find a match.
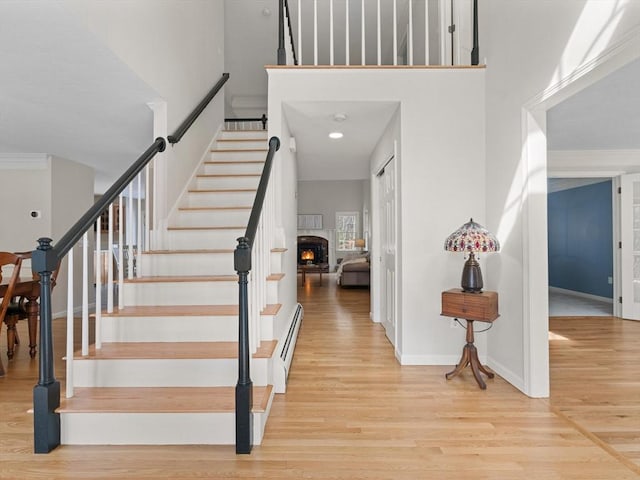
[336,211,360,251]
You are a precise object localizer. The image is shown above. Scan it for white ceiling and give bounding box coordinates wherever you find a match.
[283,101,399,181]
[0,1,157,192]
[547,56,640,151]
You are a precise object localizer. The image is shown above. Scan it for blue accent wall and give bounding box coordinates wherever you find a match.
[548,180,613,298]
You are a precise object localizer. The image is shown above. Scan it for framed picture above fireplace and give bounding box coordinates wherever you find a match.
[297,214,323,230]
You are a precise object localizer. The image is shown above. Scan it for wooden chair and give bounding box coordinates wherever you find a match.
[0,252,22,375]
[3,251,59,359]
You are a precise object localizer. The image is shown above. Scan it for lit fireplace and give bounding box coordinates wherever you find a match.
[301,250,315,264]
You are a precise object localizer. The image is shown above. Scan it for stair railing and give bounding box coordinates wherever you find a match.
[278,0,298,65]
[31,72,229,454]
[277,0,480,66]
[234,136,281,454]
[224,114,268,131]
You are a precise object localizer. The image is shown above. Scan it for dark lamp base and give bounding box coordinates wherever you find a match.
[461,252,483,293]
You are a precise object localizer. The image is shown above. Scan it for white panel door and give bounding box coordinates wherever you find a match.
[378,156,397,345]
[620,173,640,320]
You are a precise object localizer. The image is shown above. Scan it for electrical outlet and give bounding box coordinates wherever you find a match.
[608,276,613,285]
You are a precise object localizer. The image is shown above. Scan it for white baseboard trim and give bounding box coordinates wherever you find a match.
[549,286,613,304]
[487,356,528,396]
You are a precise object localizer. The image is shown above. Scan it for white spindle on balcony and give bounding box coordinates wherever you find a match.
[81,232,89,357]
[65,248,74,399]
[286,0,474,67]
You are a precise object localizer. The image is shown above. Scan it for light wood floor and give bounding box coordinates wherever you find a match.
[1,275,639,479]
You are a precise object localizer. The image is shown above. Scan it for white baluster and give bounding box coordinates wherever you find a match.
[297,0,302,65]
[118,195,124,309]
[409,0,414,65]
[82,231,89,356]
[95,216,102,349]
[361,0,365,65]
[145,165,150,251]
[377,0,381,65]
[330,0,334,65]
[313,0,318,65]
[425,0,430,64]
[127,183,134,278]
[393,0,397,65]
[346,0,350,65]
[107,203,114,313]
[137,173,142,258]
[66,248,74,398]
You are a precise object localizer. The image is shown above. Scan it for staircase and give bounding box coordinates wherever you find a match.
[58,129,287,445]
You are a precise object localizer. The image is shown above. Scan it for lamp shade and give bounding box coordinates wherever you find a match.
[354,238,366,249]
[444,218,500,253]
[444,218,500,293]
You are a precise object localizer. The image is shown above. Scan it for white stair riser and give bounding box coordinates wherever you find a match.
[61,411,267,445]
[171,209,251,229]
[202,162,264,175]
[183,191,256,208]
[215,140,267,150]
[271,251,284,274]
[139,252,236,276]
[165,228,245,250]
[195,175,259,190]
[101,315,274,343]
[219,130,268,140]
[210,150,267,162]
[123,281,279,306]
[72,358,271,387]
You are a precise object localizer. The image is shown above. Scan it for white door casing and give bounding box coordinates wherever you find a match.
[620,173,640,321]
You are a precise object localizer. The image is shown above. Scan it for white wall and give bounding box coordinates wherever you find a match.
[0,155,94,316]
[482,0,640,396]
[63,0,226,217]
[268,67,485,368]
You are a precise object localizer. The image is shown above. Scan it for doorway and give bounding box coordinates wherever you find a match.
[546,177,614,317]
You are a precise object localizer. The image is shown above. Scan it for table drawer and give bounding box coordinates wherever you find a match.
[441,289,498,322]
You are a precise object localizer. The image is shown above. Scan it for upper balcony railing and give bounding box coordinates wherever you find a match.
[278,0,479,67]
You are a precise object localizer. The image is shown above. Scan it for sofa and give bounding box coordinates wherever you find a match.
[336,254,370,287]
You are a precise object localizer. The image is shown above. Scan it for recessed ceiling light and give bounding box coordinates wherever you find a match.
[333,113,347,122]
[329,132,344,139]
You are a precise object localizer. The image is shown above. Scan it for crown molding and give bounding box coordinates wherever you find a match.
[0,153,50,169]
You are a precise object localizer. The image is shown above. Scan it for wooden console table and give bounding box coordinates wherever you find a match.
[441,288,499,389]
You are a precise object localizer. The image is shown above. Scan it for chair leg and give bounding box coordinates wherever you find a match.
[5,318,18,359]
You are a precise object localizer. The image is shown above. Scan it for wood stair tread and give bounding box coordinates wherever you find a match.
[167,225,245,231]
[124,274,283,283]
[178,206,251,211]
[143,249,234,255]
[271,247,287,253]
[125,275,238,283]
[217,138,267,143]
[58,385,272,413]
[196,174,260,178]
[76,340,277,360]
[210,148,268,153]
[204,160,264,164]
[188,188,257,193]
[103,304,282,317]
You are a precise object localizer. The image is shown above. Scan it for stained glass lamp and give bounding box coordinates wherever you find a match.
[444,218,500,293]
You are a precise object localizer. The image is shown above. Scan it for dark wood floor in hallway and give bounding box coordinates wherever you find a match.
[0,273,639,479]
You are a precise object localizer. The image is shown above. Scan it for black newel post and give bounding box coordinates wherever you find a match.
[234,236,253,454]
[32,238,61,453]
[277,0,286,65]
[471,0,479,65]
